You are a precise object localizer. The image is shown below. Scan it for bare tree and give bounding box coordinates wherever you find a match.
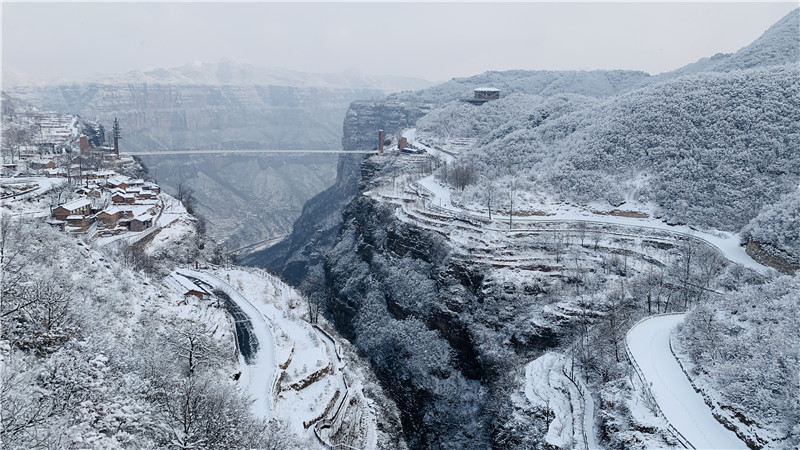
[163,319,227,376]
[2,127,30,163]
[451,161,475,191]
[672,236,698,308]
[576,221,588,247]
[590,229,602,251]
[482,176,497,220]
[56,153,77,186]
[437,159,449,185]
[176,181,197,215]
[300,269,327,324]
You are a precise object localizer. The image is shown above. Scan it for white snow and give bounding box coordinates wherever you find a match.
[407,173,772,274]
[206,268,378,447]
[176,268,278,421]
[401,128,416,142]
[417,175,452,209]
[626,314,748,450]
[403,128,455,163]
[525,352,598,450]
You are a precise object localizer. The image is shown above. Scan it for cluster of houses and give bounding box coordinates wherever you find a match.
[49,173,162,236]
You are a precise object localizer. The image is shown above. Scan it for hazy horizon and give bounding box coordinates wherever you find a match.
[2,2,797,85]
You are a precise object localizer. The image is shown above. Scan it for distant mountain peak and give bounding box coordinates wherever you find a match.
[82,61,433,93]
[4,59,433,94]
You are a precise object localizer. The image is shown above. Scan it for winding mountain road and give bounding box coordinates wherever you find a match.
[401,163,764,449]
[177,268,277,420]
[626,314,747,449]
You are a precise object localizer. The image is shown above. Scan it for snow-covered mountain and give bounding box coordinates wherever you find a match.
[667,7,799,76]
[3,64,429,250]
[256,8,800,449]
[3,60,433,93]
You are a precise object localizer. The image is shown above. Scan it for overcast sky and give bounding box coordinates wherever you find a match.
[2,2,797,83]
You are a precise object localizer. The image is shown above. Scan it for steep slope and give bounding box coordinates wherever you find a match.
[263,9,799,283]
[668,8,799,76]
[454,65,800,231]
[253,10,799,449]
[243,100,430,283]
[676,275,800,447]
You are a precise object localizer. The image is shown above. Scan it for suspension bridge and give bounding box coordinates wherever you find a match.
[120,149,378,156]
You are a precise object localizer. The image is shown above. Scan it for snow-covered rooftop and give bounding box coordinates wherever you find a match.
[172,274,207,295]
[474,87,500,92]
[59,198,91,211]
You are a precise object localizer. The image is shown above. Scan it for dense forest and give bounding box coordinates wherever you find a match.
[420,65,799,235]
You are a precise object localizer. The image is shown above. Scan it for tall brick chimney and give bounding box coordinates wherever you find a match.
[79,135,90,152]
[378,129,384,155]
[112,117,121,157]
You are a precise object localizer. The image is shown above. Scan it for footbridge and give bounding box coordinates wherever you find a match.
[121,149,377,156]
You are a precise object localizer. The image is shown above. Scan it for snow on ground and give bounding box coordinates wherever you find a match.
[405,128,455,163]
[417,174,452,209]
[143,215,194,256]
[626,314,748,450]
[94,194,183,247]
[208,267,381,448]
[176,268,278,422]
[524,352,598,450]
[207,268,341,438]
[155,193,186,227]
[1,177,69,218]
[407,173,771,274]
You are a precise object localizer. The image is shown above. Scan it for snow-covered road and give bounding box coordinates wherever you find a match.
[409,173,771,275]
[176,268,277,420]
[627,315,747,449]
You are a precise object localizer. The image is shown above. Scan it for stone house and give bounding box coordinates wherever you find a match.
[52,198,92,221]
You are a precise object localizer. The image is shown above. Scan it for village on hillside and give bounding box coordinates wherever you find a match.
[1,106,171,243]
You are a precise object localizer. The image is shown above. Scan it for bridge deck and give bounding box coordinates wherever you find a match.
[121,149,377,156]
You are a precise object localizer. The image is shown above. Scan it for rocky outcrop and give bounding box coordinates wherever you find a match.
[745,239,799,275]
[321,164,564,448]
[244,100,429,283]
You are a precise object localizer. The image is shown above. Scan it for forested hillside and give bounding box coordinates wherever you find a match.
[438,65,799,232]
[741,187,800,265]
[0,218,285,448]
[677,275,800,447]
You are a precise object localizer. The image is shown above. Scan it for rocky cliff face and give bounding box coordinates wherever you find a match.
[9,84,386,151]
[243,100,429,283]
[320,157,567,449]
[7,83,388,250]
[253,100,563,447]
